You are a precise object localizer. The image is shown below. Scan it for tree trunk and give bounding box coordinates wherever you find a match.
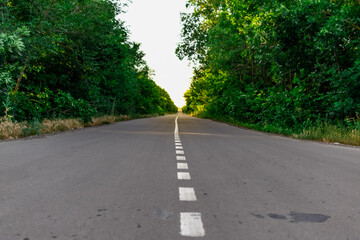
[251,49,255,85]
[14,65,27,93]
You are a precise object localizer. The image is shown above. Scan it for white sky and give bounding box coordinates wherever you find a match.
[120,0,193,107]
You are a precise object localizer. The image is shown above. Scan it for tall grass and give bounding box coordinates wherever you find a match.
[87,115,132,127]
[296,122,360,145]
[191,113,360,146]
[0,117,84,140]
[0,114,156,141]
[0,117,26,140]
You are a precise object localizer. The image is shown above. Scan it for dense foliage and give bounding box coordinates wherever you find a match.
[177,0,360,130]
[1,0,177,123]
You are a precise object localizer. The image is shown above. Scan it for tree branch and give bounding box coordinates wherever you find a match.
[14,65,27,93]
[345,19,360,31]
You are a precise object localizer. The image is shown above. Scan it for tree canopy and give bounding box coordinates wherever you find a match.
[178,0,360,129]
[1,0,177,123]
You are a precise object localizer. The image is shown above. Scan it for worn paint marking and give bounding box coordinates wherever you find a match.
[179,187,197,201]
[180,212,205,237]
[178,172,191,180]
[176,156,186,161]
[177,163,189,170]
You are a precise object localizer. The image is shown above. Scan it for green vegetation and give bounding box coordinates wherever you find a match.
[0,114,162,140]
[0,0,177,129]
[177,0,360,145]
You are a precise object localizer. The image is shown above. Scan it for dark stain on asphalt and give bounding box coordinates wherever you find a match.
[252,211,330,223]
[250,213,265,219]
[154,209,173,220]
[268,214,287,220]
[289,212,330,223]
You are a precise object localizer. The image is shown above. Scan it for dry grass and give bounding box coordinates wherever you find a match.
[0,115,135,141]
[87,115,132,127]
[194,113,360,146]
[0,117,26,140]
[41,118,83,134]
[296,123,360,146]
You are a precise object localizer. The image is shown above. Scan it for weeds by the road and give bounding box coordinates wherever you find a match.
[295,122,360,146]
[192,113,360,146]
[0,117,26,140]
[86,115,132,127]
[0,114,162,140]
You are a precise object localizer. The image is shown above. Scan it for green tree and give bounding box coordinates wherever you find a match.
[178,0,360,128]
[1,0,177,122]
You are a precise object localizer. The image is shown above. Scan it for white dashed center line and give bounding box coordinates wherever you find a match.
[176,150,185,155]
[176,156,186,161]
[180,213,205,237]
[174,115,205,237]
[177,163,189,170]
[179,187,197,201]
[177,172,191,180]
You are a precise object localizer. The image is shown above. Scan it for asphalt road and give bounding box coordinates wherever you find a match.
[1,113,360,240]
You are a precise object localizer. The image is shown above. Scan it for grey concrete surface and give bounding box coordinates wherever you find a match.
[1,113,360,240]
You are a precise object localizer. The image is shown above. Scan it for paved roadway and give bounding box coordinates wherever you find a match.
[1,113,360,240]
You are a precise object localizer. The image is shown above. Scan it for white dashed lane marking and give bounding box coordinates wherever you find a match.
[179,187,197,201]
[176,156,186,161]
[174,115,179,135]
[174,115,205,237]
[177,163,189,170]
[177,172,191,180]
[180,213,205,237]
